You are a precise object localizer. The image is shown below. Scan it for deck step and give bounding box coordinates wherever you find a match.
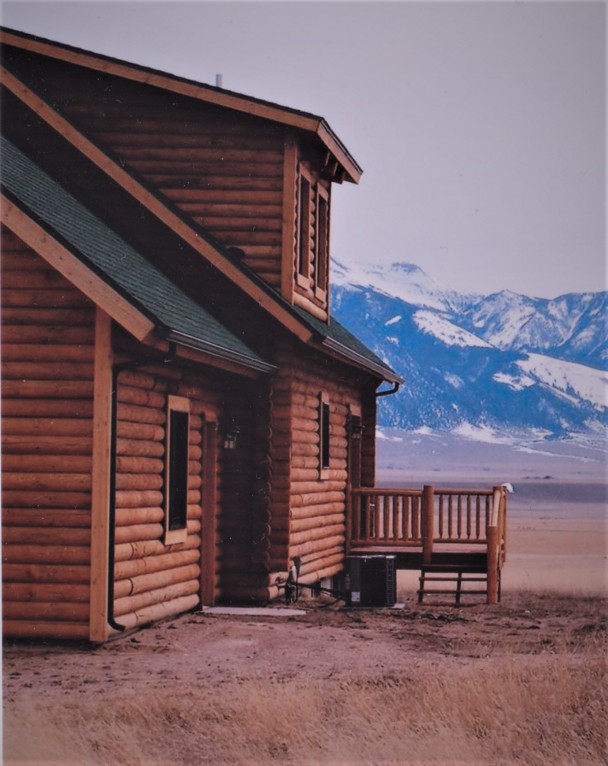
[418,567,488,605]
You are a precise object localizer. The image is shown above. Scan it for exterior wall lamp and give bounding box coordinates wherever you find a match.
[222,419,240,450]
[348,416,363,440]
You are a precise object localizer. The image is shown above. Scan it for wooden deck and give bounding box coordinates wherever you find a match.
[346,485,508,603]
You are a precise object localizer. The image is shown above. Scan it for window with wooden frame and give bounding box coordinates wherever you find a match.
[314,186,330,301]
[164,395,190,544]
[295,164,331,301]
[319,392,331,480]
[296,168,313,286]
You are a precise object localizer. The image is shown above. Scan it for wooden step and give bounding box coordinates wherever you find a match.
[418,568,488,604]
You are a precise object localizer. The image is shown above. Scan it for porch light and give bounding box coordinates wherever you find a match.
[222,419,240,450]
[348,416,363,439]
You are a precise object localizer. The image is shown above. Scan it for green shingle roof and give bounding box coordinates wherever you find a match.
[1,137,274,373]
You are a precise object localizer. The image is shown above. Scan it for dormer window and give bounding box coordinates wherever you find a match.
[295,163,330,305]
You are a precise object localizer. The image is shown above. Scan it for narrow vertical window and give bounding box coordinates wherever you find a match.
[319,392,330,480]
[164,395,190,544]
[297,174,311,283]
[315,188,329,299]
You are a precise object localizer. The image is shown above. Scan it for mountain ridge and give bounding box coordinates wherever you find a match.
[331,259,607,442]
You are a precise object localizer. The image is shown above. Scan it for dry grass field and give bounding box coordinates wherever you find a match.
[3,592,606,766]
[4,443,606,765]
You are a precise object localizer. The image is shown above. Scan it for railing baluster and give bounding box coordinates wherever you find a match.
[448,494,453,539]
[466,495,472,540]
[457,494,462,539]
[475,495,481,540]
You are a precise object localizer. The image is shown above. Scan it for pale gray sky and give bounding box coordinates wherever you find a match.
[2,1,605,298]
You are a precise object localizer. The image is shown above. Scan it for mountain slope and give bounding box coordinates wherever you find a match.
[331,261,607,440]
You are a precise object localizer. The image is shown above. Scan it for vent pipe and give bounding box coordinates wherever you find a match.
[215,73,223,88]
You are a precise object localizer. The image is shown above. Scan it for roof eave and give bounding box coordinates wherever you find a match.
[320,336,403,384]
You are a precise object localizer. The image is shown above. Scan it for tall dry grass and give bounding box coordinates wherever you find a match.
[4,643,606,766]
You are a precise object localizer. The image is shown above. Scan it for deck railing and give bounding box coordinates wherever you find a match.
[348,483,508,603]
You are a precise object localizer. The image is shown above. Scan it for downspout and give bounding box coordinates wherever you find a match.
[375,381,400,398]
[107,344,177,633]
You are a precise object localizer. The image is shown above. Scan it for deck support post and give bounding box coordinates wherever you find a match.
[487,526,499,604]
[422,484,434,566]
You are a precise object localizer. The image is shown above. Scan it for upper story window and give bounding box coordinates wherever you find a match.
[295,163,330,303]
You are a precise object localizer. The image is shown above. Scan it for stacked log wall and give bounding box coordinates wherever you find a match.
[271,343,378,583]
[2,49,287,289]
[1,228,96,639]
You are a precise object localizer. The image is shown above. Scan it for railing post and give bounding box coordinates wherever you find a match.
[422,484,434,565]
[487,525,499,604]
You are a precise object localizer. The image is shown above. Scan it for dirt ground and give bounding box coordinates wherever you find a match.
[3,592,606,702]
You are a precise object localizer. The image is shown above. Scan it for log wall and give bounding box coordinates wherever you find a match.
[2,228,96,639]
[269,339,378,583]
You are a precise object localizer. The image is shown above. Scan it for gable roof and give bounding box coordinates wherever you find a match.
[1,136,275,374]
[0,29,401,385]
[0,26,361,184]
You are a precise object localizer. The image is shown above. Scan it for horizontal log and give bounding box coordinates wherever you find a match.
[4,581,90,603]
[0,268,73,289]
[114,547,199,581]
[115,489,163,509]
[290,511,344,533]
[291,484,345,501]
[2,473,91,492]
[1,307,94,326]
[115,523,164,545]
[113,578,199,617]
[1,344,94,362]
[290,534,345,559]
[117,385,166,409]
[117,402,166,426]
[297,562,343,586]
[114,146,284,164]
[1,380,94,399]
[1,454,92,473]
[116,437,164,458]
[1,287,91,308]
[114,534,200,562]
[3,563,90,584]
[1,434,93,456]
[115,456,164,474]
[2,491,91,509]
[116,421,164,442]
[290,524,345,547]
[1,325,95,345]
[3,601,90,622]
[115,594,200,632]
[2,620,90,640]
[3,544,90,565]
[2,399,94,419]
[291,492,346,515]
[1,418,93,437]
[115,563,200,599]
[1,361,93,381]
[2,526,90,546]
[115,506,164,527]
[1,508,90,528]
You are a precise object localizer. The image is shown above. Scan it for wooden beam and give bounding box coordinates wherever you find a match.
[88,309,113,642]
[0,197,156,342]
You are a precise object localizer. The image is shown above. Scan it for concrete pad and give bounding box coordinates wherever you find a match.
[203,606,307,617]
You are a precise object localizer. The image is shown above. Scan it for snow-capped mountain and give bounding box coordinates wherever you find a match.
[331,260,607,441]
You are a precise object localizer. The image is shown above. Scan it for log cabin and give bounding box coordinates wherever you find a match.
[0,27,404,641]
